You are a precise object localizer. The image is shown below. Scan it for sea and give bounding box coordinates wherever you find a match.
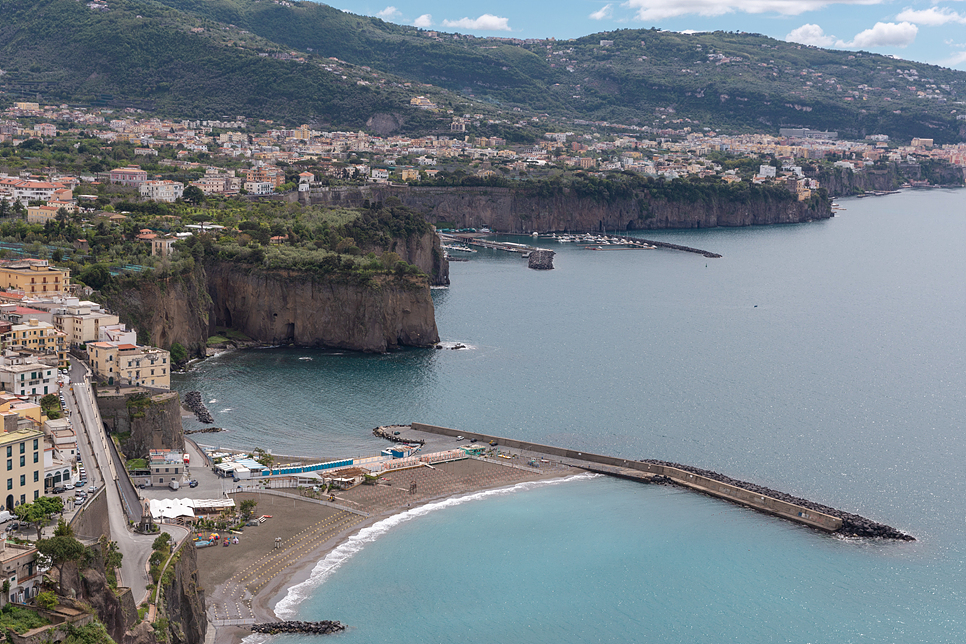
[175,188,966,643]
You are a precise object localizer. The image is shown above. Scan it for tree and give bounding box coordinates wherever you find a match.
[182,185,205,205]
[169,342,188,365]
[36,520,87,593]
[15,496,63,540]
[239,499,257,522]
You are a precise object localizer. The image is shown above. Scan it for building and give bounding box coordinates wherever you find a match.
[243,181,273,195]
[152,237,177,257]
[109,166,148,187]
[25,205,60,224]
[139,180,184,202]
[88,341,170,389]
[149,450,184,486]
[0,259,70,295]
[0,354,56,398]
[0,541,41,606]
[0,426,45,511]
[10,180,61,205]
[243,163,285,188]
[1,319,67,370]
[43,299,119,348]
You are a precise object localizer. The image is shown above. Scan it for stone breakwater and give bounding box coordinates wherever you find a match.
[251,621,346,635]
[373,425,424,444]
[642,459,914,540]
[183,391,214,425]
[612,236,722,258]
[528,249,555,270]
[185,427,224,435]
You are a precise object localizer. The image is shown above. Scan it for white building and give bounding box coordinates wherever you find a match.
[139,180,185,202]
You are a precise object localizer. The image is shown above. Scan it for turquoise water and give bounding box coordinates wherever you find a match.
[176,188,966,642]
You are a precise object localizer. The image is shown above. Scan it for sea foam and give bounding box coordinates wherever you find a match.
[272,473,598,619]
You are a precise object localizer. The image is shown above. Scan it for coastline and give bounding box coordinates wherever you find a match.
[203,457,582,644]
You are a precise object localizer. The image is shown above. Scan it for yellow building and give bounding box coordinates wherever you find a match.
[2,319,68,369]
[89,342,170,389]
[0,260,70,295]
[0,427,44,510]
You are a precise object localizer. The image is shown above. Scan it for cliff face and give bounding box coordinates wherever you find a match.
[303,184,830,233]
[812,161,966,196]
[101,268,211,356]
[162,546,207,644]
[97,391,185,458]
[206,263,439,352]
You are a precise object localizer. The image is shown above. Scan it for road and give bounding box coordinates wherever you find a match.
[67,362,186,605]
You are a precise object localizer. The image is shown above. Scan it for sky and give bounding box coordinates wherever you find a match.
[323,0,966,70]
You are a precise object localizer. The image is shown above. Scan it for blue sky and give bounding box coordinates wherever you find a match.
[324,0,966,70]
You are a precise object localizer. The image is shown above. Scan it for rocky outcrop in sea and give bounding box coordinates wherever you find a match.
[183,391,214,424]
[373,425,424,444]
[642,459,914,540]
[528,249,555,270]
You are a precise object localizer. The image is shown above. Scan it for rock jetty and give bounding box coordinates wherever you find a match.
[251,621,346,635]
[185,427,224,435]
[642,459,914,540]
[373,425,424,444]
[182,391,214,424]
[528,249,555,270]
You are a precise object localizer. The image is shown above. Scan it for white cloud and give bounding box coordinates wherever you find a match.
[786,23,836,46]
[375,6,401,20]
[837,22,918,48]
[590,4,614,19]
[442,14,512,31]
[896,7,966,25]
[623,0,884,21]
[414,13,433,28]
[943,50,966,67]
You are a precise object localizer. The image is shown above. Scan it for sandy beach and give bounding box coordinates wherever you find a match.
[198,455,579,643]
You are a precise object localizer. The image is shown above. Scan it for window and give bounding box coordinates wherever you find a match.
[5,460,10,471]
[19,442,24,455]
[32,471,37,482]
[5,479,10,491]
[32,439,37,451]
[5,447,10,458]
[33,453,37,464]
[33,490,38,500]
[19,475,24,487]
[19,456,24,468]
[19,495,24,506]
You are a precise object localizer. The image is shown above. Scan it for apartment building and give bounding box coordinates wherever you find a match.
[0,260,70,295]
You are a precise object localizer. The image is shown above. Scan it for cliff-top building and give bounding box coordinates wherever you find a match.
[0,259,70,296]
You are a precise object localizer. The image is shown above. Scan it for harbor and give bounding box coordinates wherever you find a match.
[440,231,722,258]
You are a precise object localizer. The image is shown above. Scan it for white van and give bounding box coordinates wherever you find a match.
[0,510,14,524]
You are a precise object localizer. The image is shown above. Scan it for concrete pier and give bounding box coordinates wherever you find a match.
[400,423,912,540]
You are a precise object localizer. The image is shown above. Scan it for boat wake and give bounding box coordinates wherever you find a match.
[219,408,233,413]
[272,473,599,620]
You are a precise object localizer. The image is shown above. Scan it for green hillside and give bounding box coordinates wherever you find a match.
[2,0,965,141]
[0,0,454,130]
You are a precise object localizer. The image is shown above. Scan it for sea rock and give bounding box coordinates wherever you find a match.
[251,620,346,635]
[183,391,214,425]
[528,250,555,270]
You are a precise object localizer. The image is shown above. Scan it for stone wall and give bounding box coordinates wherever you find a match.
[69,486,110,542]
[410,423,845,532]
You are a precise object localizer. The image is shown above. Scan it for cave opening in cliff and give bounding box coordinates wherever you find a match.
[223,306,233,328]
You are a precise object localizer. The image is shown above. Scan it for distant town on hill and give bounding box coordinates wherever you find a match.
[1,0,966,143]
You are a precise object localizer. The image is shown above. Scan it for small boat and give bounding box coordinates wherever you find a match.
[298,357,313,361]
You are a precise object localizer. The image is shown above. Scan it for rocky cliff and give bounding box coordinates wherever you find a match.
[102,268,211,356]
[97,390,185,458]
[813,161,966,196]
[160,546,207,644]
[302,184,831,233]
[206,263,438,352]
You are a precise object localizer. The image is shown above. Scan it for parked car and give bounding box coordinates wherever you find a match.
[52,486,67,494]
[188,480,198,488]
[88,485,96,493]
[74,482,85,489]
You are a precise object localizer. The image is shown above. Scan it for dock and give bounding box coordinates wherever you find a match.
[393,423,912,540]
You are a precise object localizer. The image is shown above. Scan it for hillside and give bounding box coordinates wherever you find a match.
[2,0,966,141]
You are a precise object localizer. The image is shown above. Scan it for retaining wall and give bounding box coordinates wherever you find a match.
[411,423,842,532]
